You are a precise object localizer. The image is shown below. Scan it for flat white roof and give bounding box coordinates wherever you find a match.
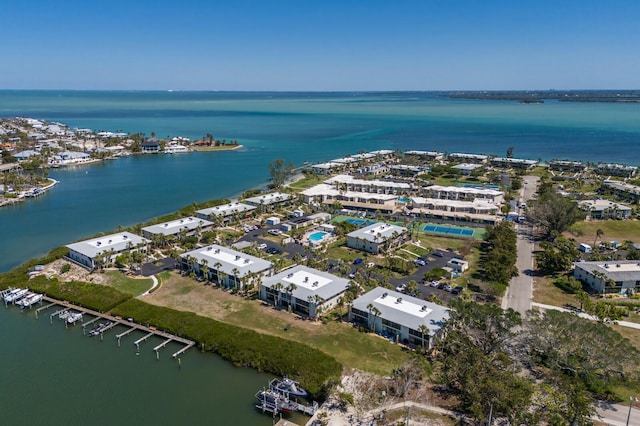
[182,244,273,277]
[449,152,488,160]
[410,197,499,210]
[425,185,503,197]
[262,265,350,301]
[347,222,407,243]
[352,287,449,336]
[66,232,150,259]
[244,192,292,206]
[326,174,412,189]
[196,202,256,217]
[142,216,213,236]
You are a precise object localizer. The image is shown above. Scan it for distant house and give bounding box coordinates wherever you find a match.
[66,232,150,270]
[346,222,408,254]
[549,160,587,173]
[447,258,469,272]
[244,192,293,211]
[602,180,640,203]
[448,153,488,164]
[596,163,637,178]
[196,202,256,224]
[490,157,538,169]
[452,163,482,176]
[349,287,449,349]
[579,199,632,220]
[141,216,213,240]
[14,150,39,161]
[141,141,161,153]
[260,265,350,318]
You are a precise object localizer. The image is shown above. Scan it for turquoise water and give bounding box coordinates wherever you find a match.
[0,91,639,423]
[397,197,412,203]
[308,231,328,242]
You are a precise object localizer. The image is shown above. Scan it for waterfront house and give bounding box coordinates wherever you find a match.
[579,199,632,220]
[349,287,449,349]
[573,260,640,295]
[141,140,161,153]
[452,163,482,176]
[260,265,350,318]
[404,150,444,161]
[196,202,256,224]
[549,160,588,173]
[14,150,39,161]
[595,163,637,178]
[65,232,150,270]
[490,157,538,169]
[181,244,273,289]
[346,222,408,254]
[141,216,213,240]
[448,153,488,164]
[244,192,293,211]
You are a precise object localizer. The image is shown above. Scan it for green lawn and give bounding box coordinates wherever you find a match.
[287,174,324,191]
[105,271,153,296]
[569,220,640,243]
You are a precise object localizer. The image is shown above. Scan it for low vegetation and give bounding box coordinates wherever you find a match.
[112,299,342,399]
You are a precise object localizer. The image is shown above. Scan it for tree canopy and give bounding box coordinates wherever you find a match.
[268,158,294,189]
[526,187,585,239]
[481,221,518,285]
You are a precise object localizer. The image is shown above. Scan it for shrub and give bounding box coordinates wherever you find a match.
[60,263,71,274]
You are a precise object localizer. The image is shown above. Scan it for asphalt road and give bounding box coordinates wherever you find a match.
[502,175,539,314]
[595,401,640,426]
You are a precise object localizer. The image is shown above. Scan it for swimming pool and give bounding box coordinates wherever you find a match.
[397,197,412,203]
[308,231,328,242]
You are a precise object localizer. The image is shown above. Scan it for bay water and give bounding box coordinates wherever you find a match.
[1,91,639,424]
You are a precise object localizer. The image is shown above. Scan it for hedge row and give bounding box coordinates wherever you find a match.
[112,299,342,399]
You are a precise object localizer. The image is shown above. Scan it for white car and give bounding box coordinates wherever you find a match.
[430,280,440,288]
[395,284,406,293]
[268,229,281,235]
[258,243,267,250]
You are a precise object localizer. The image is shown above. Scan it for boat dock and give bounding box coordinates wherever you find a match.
[255,378,318,417]
[35,296,195,364]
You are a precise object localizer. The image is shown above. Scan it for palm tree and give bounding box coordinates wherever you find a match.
[418,324,430,349]
[213,262,223,286]
[201,259,210,283]
[272,282,284,307]
[231,267,240,289]
[593,228,604,248]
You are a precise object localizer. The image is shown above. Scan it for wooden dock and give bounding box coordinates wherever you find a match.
[39,296,195,363]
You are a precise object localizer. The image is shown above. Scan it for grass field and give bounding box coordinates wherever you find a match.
[143,272,411,374]
[104,271,153,296]
[569,220,640,244]
[532,275,579,307]
[286,174,324,191]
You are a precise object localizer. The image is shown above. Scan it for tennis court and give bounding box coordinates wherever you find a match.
[423,224,474,237]
[345,218,376,227]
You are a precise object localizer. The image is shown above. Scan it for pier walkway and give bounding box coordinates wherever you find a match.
[39,296,195,361]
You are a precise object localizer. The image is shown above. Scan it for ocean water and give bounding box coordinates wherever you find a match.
[1,91,639,272]
[0,91,639,424]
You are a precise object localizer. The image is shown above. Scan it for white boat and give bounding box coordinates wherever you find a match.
[58,311,70,320]
[5,288,29,303]
[20,293,43,308]
[16,292,36,307]
[164,145,189,154]
[67,312,83,324]
[2,288,22,301]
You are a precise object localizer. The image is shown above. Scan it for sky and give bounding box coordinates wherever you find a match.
[1,0,639,91]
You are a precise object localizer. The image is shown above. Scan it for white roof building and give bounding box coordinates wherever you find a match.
[141,216,213,239]
[574,260,640,295]
[346,222,408,253]
[66,232,150,269]
[260,265,350,318]
[181,244,273,289]
[196,202,256,220]
[350,287,449,349]
[244,192,293,207]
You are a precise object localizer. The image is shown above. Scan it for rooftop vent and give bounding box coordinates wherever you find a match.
[108,240,112,243]
[207,246,212,251]
[180,220,184,223]
[382,292,388,298]
[421,305,428,312]
[312,281,318,287]
[215,249,220,254]
[396,297,403,304]
[164,224,168,227]
[616,264,621,268]
[304,276,309,283]
[235,255,240,261]
[123,235,127,239]
[244,259,250,264]
[287,273,294,278]
[604,263,609,268]
[96,241,101,246]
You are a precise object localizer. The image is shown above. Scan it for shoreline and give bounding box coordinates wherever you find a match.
[191,144,243,152]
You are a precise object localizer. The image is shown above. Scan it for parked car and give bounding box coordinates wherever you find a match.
[396,284,406,293]
[432,250,444,257]
[353,258,363,265]
[451,286,464,295]
[414,259,427,266]
[444,285,454,292]
[268,229,281,235]
[348,273,356,279]
[429,280,440,288]
[266,247,281,254]
[366,262,376,268]
[257,243,267,250]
